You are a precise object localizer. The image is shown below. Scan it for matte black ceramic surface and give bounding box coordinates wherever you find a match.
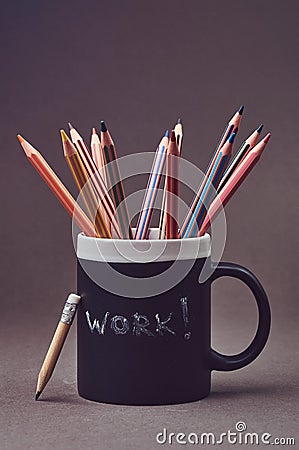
[77,257,270,405]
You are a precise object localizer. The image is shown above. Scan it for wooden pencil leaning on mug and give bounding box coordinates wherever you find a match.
[35,293,81,400]
[135,131,169,239]
[91,127,107,185]
[199,133,271,236]
[164,130,180,239]
[100,121,133,239]
[68,123,120,238]
[60,130,111,238]
[159,119,183,238]
[17,135,98,237]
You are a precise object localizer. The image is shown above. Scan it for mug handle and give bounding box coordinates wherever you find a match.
[210,262,271,371]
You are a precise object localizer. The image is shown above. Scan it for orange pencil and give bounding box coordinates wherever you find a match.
[17,135,97,237]
[217,124,263,192]
[199,134,271,236]
[61,130,111,238]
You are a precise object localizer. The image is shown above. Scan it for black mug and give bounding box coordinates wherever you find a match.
[76,229,271,405]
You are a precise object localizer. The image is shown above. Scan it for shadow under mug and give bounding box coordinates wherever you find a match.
[76,230,271,405]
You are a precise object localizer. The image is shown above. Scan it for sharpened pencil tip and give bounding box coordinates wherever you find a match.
[256,124,263,134]
[92,127,97,134]
[17,134,24,144]
[35,392,41,401]
[177,118,182,124]
[100,121,107,132]
[68,122,74,130]
[228,132,236,144]
[60,129,69,143]
[164,130,169,138]
[238,105,244,115]
[170,130,176,142]
[263,133,271,144]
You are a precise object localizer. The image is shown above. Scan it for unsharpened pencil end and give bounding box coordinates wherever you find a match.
[263,133,271,144]
[35,392,41,401]
[17,134,24,144]
[68,122,74,130]
[170,130,176,142]
[100,121,107,132]
[257,124,263,134]
[228,132,236,144]
[238,105,244,115]
[164,130,169,138]
[60,129,69,143]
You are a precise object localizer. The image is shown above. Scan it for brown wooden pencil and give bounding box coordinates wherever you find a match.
[165,130,180,239]
[68,123,120,238]
[61,130,111,238]
[35,293,81,400]
[100,121,133,239]
[17,135,97,237]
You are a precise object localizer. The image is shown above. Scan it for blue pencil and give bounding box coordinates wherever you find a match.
[180,133,236,238]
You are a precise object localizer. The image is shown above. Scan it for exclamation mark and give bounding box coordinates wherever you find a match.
[180,297,191,340]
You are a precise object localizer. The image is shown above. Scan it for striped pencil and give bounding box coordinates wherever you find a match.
[165,130,180,239]
[17,135,97,237]
[159,118,183,238]
[100,121,133,239]
[217,124,263,192]
[68,123,120,238]
[135,131,169,240]
[180,132,236,238]
[199,134,271,236]
[61,130,111,238]
[180,106,243,237]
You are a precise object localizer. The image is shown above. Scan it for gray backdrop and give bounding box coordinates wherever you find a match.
[1,1,298,449]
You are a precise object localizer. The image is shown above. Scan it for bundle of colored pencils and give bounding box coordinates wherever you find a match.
[18,106,271,240]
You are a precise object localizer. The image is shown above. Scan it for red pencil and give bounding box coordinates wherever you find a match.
[165,130,180,239]
[199,133,271,236]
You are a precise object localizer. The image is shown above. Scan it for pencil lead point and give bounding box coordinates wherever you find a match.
[100,121,107,132]
[92,127,97,134]
[256,124,263,134]
[263,133,271,144]
[17,134,24,144]
[177,118,182,124]
[238,105,244,115]
[228,132,236,144]
[164,130,169,138]
[60,129,69,143]
[68,122,74,130]
[170,130,176,142]
[35,392,41,401]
